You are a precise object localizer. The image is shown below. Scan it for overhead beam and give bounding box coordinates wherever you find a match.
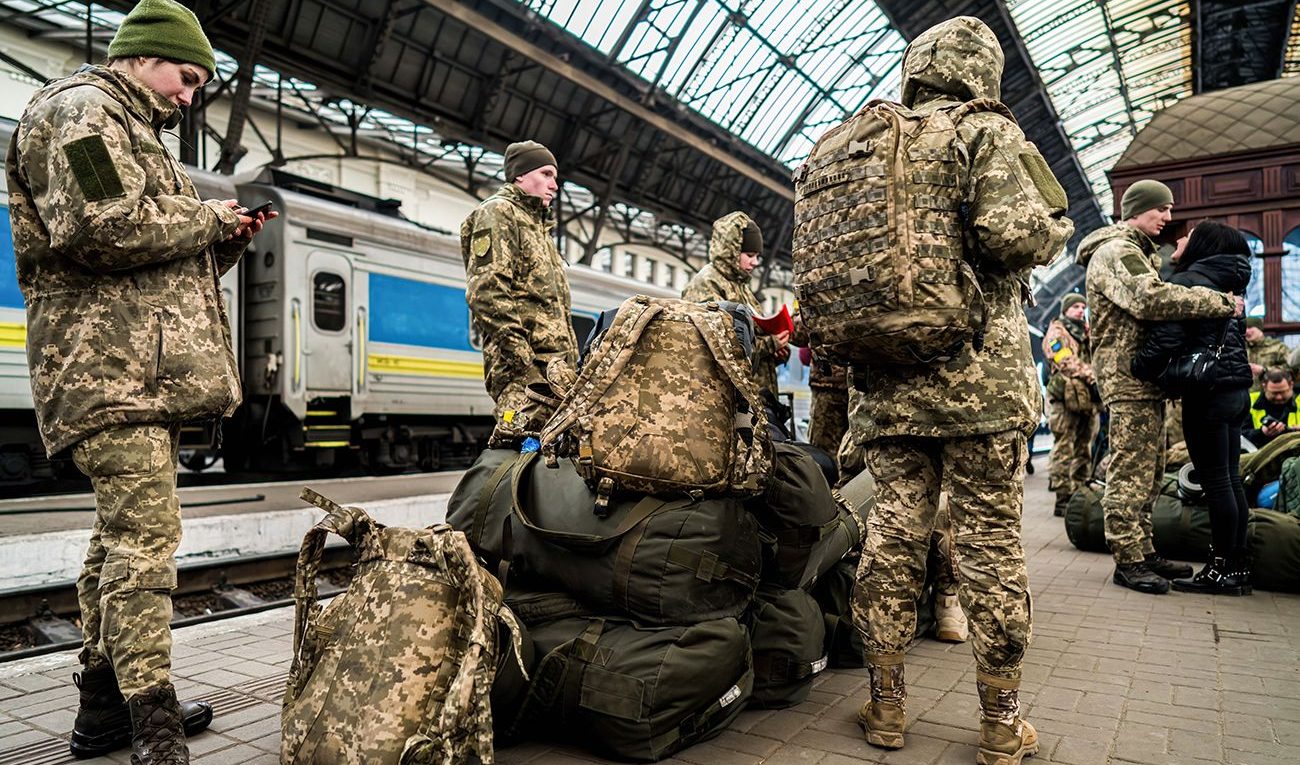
[422,0,794,201]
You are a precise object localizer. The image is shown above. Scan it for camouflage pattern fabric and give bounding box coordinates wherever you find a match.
[7,65,245,455]
[1102,400,1166,564]
[460,182,579,443]
[854,431,1031,680]
[931,494,959,598]
[683,211,781,395]
[837,17,1073,445]
[808,385,849,457]
[72,424,182,699]
[1248,335,1291,389]
[540,296,771,500]
[1048,403,1097,499]
[1077,223,1234,407]
[283,490,525,765]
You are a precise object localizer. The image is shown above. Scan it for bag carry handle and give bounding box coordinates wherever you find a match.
[291,488,378,668]
[647,653,752,755]
[509,451,690,551]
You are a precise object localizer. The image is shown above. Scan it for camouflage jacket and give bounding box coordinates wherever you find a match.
[1042,318,1093,383]
[682,211,780,394]
[846,17,1075,443]
[1078,223,1234,405]
[1248,335,1291,387]
[460,183,578,406]
[7,66,245,455]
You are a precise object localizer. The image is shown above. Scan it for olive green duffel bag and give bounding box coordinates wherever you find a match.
[811,554,937,669]
[508,617,753,762]
[745,586,827,708]
[1064,480,1109,553]
[748,442,866,590]
[1065,476,1212,561]
[1247,509,1300,593]
[447,450,762,625]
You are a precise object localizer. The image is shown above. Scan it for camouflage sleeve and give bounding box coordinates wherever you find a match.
[681,276,718,303]
[1099,248,1233,321]
[211,235,250,276]
[1042,321,1082,377]
[963,115,1074,272]
[20,88,240,273]
[463,207,543,387]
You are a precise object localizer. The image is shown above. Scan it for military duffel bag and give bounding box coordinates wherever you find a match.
[810,555,936,669]
[1247,509,1300,592]
[745,586,827,708]
[447,450,762,625]
[1064,480,1109,553]
[508,617,753,762]
[749,442,866,590]
[539,295,772,508]
[503,584,595,628]
[490,618,534,745]
[1152,492,1212,563]
[282,489,527,765]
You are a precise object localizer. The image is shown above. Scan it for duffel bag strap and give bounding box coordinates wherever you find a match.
[753,652,829,684]
[473,454,519,548]
[663,547,760,590]
[510,451,687,551]
[647,654,751,755]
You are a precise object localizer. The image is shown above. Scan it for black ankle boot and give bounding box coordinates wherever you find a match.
[1113,562,1169,594]
[1144,553,1193,580]
[70,665,212,759]
[1171,557,1251,596]
[128,683,190,765]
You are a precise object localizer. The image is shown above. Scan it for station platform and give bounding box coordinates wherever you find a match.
[2,461,1298,765]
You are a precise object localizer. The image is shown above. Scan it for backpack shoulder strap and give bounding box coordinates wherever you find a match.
[948,98,1017,126]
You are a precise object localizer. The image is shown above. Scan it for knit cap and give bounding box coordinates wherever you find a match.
[740,220,763,254]
[1120,179,1174,221]
[108,0,216,78]
[504,141,557,182]
[1060,292,1086,316]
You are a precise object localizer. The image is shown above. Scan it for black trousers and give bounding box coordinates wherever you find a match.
[1181,386,1251,556]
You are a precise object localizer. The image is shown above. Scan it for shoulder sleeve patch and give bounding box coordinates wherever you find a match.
[62,135,125,202]
[1120,252,1151,277]
[471,228,492,265]
[1018,151,1067,211]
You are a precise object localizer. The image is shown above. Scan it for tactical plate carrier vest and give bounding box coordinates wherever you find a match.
[793,98,1014,366]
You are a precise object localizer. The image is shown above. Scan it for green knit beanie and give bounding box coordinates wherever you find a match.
[1120,179,1174,221]
[1060,292,1086,317]
[504,140,557,182]
[108,0,216,79]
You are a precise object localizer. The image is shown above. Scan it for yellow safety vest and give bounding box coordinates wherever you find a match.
[1248,390,1300,429]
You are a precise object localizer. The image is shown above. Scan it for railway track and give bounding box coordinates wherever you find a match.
[0,547,356,662]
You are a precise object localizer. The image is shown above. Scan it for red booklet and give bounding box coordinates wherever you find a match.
[752,304,793,336]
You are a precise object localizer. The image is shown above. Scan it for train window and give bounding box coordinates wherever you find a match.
[313,272,346,332]
[571,313,596,346]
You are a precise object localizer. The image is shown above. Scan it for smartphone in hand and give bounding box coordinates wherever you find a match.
[237,200,275,217]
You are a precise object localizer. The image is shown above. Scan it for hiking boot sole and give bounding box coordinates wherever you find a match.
[69,702,212,759]
[934,628,967,643]
[976,739,1039,765]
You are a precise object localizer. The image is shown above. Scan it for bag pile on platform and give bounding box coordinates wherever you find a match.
[444,296,871,761]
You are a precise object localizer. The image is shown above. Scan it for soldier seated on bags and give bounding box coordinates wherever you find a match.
[460,140,579,448]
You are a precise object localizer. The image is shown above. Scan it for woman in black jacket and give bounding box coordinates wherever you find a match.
[1132,221,1253,595]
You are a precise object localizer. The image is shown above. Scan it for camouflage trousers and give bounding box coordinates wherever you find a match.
[853,432,1032,680]
[807,386,849,458]
[1102,400,1165,564]
[1047,400,1097,498]
[73,424,182,698]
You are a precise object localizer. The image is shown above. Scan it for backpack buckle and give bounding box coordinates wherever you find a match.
[848,138,873,157]
[849,265,875,283]
[594,477,614,518]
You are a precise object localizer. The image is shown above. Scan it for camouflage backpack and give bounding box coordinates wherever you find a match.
[792,98,1014,366]
[539,295,772,508]
[281,489,525,765]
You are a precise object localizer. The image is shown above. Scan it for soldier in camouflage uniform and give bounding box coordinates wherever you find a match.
[461,141,579,447]
[1245,317,1291,390]
[1078,178,1239,595]
[683,212,789,397]
[844,18,1074,765]
[1042,293,1098,516]
[6,2,269,761]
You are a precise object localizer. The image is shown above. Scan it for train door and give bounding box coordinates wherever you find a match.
[304,251,353,393]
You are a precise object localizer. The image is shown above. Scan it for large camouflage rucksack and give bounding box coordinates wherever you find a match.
[792,98,1014,366]
[281,489,525,765]
[539,295,771,508]
[507,616,753,762]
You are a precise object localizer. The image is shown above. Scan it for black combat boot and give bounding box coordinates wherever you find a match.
[1172,556,1251,596]
[1143,553,1193,580]
[1113,561,1169,594]
[128,683,190,765]
[70,665,211,759]
[1053,492,1069,518]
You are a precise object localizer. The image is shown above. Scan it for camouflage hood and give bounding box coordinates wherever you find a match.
[708,211,757,282]
[491,182,556,231]
[900,16,1004,107]
[1076,223,1151,267]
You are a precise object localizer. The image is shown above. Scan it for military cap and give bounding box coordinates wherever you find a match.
[1120,180,1173,221]
[505,141,557,182]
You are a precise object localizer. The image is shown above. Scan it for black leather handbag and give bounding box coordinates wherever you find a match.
[1157,320,1232,393]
